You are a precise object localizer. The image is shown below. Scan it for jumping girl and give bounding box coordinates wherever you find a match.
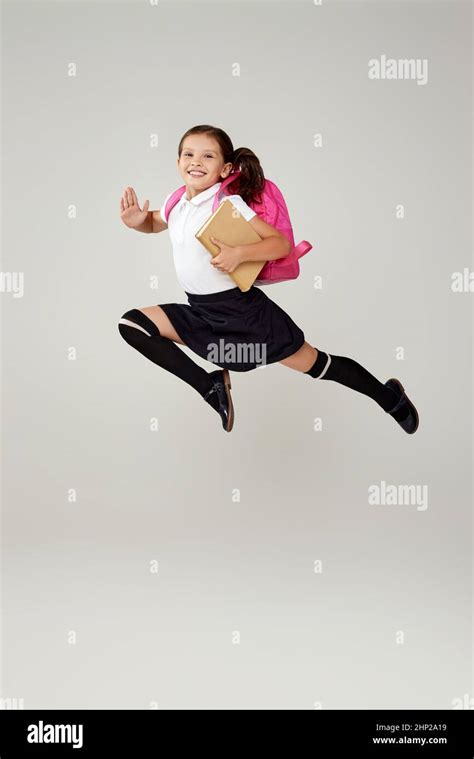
[118,124,419,434]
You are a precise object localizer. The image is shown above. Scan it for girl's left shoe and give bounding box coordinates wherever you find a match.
[384,378,419,434]
[204,369,234,432]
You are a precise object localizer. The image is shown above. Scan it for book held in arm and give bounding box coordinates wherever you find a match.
[194,199,266,292]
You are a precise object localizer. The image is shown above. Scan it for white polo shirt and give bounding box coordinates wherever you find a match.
[159,181,257,295]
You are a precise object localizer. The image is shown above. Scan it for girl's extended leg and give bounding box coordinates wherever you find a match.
[279,342,318,372]
[280,341,409,421]
[118,305,221,410]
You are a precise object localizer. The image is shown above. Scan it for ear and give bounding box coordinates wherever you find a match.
[220,161,233,179]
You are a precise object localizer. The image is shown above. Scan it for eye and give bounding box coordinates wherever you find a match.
[183,152,214,158]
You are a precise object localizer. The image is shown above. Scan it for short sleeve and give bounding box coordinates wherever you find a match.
[226,194,257,222]
[159,192,173,224]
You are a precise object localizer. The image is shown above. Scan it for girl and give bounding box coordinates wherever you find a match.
[118,124,419,434]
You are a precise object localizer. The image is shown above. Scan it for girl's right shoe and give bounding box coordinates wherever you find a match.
[384,378,419,434]
[204,369,234,432]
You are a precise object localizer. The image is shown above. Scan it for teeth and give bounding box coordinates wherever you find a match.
[189,171,205,176]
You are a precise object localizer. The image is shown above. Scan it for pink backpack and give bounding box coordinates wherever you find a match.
[163,169,312,285]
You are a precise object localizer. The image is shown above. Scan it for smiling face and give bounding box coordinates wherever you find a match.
[177,134,233,199]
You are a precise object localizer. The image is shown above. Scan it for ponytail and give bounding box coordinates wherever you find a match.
[231,147,265,206]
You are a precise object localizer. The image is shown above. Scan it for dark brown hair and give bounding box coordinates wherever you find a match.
[177,124,265,206]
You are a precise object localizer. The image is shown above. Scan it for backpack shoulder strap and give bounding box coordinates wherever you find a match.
[163,186,187,223]
[211,171,242,213]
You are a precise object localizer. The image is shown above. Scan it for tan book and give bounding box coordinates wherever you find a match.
[194,199,266,292]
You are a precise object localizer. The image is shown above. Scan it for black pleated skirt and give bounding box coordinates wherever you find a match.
[159,285,305,372]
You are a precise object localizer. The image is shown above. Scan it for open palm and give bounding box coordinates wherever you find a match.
[120,186,150,228]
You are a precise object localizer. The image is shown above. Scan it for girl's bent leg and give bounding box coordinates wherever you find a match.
[118,305,219,405]
[137,305,185,344]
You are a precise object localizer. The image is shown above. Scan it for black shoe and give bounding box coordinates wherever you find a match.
[204,369,234,432]
[384,378,419,434]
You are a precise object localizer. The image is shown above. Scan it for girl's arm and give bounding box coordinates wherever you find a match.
[236,215,291,262]
[151,209,168,233]
[133,210,168,234]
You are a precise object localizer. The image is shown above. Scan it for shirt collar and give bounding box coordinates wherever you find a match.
[181,181,222,208]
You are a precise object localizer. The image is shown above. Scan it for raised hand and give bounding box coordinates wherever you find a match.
[120,186,150,228]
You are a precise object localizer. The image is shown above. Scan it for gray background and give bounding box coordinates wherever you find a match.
[1,0,472,709]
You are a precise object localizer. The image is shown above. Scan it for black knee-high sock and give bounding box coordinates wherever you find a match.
[118,309,220,410]
[305,347,409,420]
